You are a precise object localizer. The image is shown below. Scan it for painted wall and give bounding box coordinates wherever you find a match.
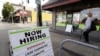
[31,10,37,23]
[31,10,52,23]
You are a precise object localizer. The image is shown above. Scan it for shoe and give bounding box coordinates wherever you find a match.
[82,41,90,44]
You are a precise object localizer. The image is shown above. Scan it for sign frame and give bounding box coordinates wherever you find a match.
[8,27,54,56]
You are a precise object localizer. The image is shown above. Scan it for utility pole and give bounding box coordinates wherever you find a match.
[35,0,42,26]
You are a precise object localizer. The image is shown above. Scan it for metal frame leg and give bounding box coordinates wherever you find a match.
[80,30,83,41]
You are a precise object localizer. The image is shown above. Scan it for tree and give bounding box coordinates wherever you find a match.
[2,2,14,21]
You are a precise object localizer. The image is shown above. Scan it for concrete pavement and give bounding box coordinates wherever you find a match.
[50,32,100,56]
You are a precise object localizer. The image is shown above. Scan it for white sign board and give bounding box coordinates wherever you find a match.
[8,27,54,56]
[65,24,73,33]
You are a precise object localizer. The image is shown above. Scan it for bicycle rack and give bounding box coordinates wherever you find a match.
[59,39,100,56]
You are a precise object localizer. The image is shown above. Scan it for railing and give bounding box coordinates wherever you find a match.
[59,39,100,56]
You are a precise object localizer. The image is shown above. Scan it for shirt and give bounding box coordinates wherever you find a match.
[83,17,94,31]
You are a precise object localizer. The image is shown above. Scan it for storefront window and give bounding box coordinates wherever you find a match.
[72,13,80,30]
[79,8,100,31]
[66,14,72,24]
[56,11,66,27]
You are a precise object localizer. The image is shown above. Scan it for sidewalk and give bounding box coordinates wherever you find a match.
[50,31,100,56]
[0,22,100,56]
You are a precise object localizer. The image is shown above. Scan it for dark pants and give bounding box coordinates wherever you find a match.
[83,30,91,42]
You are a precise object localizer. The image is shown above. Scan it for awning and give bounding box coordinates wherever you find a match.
[13,9,31,17]
[14,13,20,16]
[43,0,80,10]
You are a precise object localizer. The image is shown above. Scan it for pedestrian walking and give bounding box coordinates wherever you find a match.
[82,12,97,43]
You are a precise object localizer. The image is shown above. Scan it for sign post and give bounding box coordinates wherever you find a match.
[8,27,54,56]
[35,0,42,26]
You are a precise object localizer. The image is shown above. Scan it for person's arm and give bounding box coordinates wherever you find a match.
[77,18,87,24]
[81,18,87,23]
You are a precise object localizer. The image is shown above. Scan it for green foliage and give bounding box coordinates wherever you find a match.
[2,2,14,19]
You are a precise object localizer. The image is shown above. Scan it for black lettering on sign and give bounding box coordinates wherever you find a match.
[37,35,42,39]
[20,30,47,45]
[20,38,26,44]
[30,36,35,41]
[25,51,33,56]
[33,50,45,56]
[27,38,29,42]
[25,32,30,37]
[34,35,38,40]
[31,30,41,35]
[31,31,36,35]
[42,33,46,37]
[36,30,41,34]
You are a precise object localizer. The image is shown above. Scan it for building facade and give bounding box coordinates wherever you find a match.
[43,0,100,33]
[9,4,32,23]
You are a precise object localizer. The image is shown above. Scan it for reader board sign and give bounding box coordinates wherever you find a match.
[65,24,73,33]
[8,27,54,56]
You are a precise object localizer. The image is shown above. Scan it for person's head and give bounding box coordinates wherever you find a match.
[88,12,92,17]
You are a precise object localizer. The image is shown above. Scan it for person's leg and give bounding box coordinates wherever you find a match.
[83,31,89,42]
[85,32,89,42]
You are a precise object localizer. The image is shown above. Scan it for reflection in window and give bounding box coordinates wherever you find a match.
[66,14,72,24]
[72,13,80,30]
[73,13,80,24]
[56,11,66,27]
[79,8,100,31]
